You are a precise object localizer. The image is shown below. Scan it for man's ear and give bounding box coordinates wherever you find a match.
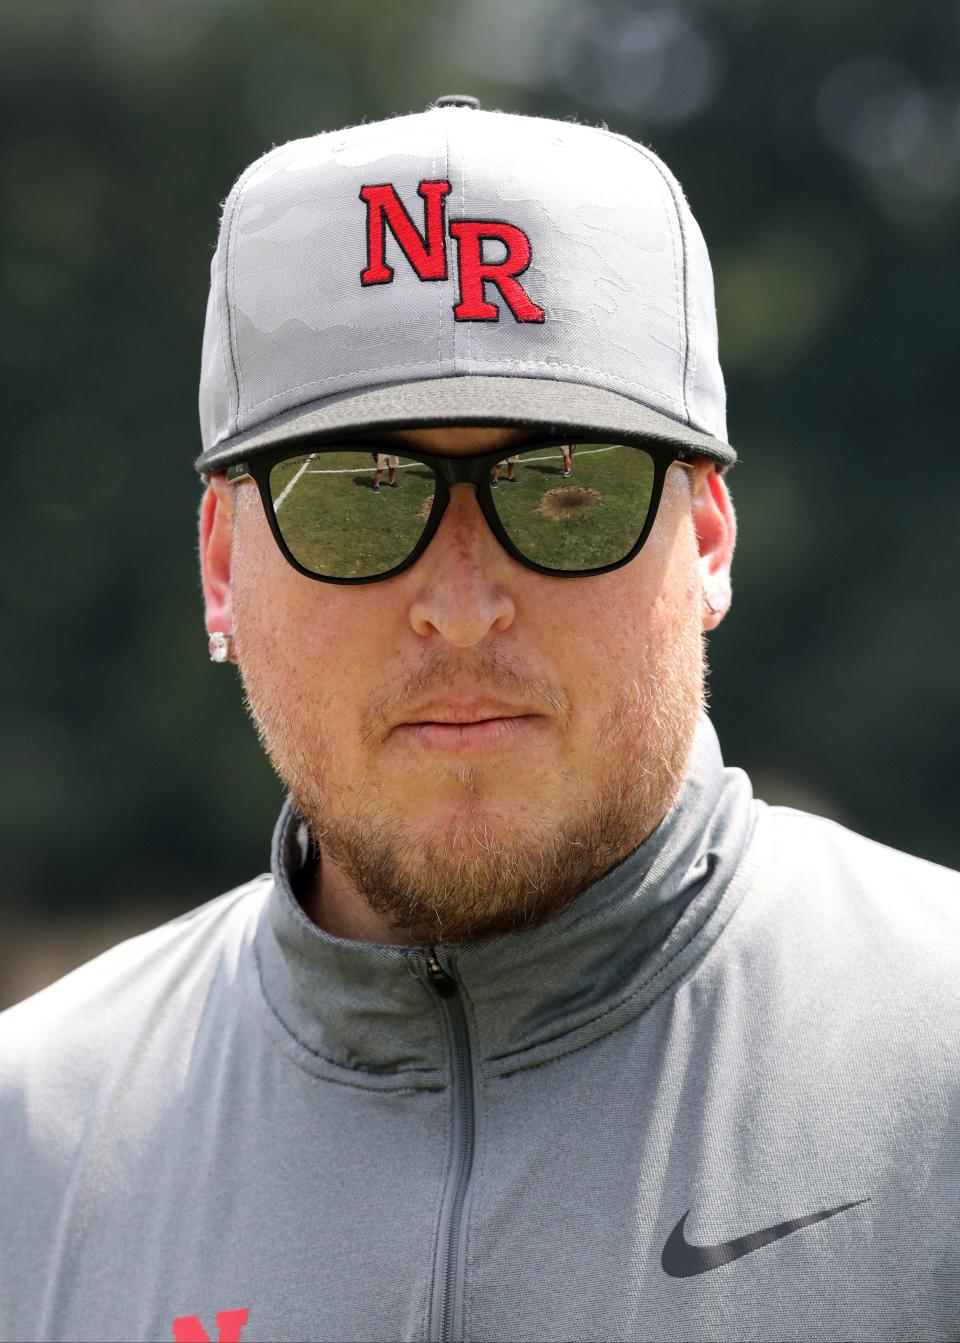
[690,464,736,631]
[199,475,235,644]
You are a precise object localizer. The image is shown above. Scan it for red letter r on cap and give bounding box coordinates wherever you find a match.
[449,220,545,323]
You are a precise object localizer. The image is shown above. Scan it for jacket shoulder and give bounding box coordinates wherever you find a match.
[741,804,960,1020]
[763,803,960,928]
[0,875,272,1091]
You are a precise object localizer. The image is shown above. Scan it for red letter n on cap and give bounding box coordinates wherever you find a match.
[449,221,545,323]
[360,180,451,285]
[172,1308,249,1342]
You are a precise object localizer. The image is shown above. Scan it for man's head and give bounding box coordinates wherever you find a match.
[196,100,736,945]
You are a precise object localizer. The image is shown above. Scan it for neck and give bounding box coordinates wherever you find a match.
[301,850,418,946]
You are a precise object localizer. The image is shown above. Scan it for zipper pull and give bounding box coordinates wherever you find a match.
[425,952,457,998]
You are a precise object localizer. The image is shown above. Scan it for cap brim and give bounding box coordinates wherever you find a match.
[194,375,736,474]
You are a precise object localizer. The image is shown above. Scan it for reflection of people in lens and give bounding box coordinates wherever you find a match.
[491,455,520,487]
[561,445,574,478]
[373,453,399,493]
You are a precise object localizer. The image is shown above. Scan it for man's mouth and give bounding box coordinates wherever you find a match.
[391,700,542,752]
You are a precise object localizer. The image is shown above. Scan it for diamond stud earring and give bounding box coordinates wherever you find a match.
[208,631,233,663]
[703,587,728,615]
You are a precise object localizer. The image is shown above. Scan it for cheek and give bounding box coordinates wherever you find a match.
[233,509,395,722]
[233,503,316,669]
[554,509,697,682]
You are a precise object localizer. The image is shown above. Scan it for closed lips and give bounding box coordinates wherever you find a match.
[386,701,546,754]
[399,702,537,725]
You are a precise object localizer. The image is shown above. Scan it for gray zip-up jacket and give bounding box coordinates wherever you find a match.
[1,716,958,1343]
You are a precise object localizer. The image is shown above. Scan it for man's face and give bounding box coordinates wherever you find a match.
[201,426,735,945]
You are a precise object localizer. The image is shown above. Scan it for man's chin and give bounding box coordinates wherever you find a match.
[340,847,602,946]
[314,793,647,945]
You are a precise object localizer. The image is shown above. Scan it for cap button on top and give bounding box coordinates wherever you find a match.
[433,94,481,109]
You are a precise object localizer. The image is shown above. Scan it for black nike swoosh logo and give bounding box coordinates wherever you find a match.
[661,1198,870,1278]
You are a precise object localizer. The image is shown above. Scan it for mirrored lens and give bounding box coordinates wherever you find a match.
[488,443,657,571]
[268,451,436,579]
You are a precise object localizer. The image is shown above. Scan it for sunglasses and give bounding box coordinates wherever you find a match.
[223,437,698,584]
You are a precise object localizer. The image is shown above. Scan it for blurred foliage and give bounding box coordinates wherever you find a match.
[1,0,957,966]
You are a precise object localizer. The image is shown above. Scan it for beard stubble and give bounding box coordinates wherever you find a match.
[233,566,708,946]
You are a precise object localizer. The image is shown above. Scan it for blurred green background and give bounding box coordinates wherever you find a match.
[2,1,957,1007]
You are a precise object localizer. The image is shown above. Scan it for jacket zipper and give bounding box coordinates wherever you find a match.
[425,952,476,1343]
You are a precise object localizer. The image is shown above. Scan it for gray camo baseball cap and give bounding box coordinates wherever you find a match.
[195,97,734,475]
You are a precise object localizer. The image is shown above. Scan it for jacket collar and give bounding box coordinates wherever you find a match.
[253,713,757,1078]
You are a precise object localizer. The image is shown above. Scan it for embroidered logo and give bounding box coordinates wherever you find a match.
[360,179,544,324]
[171,1307,250,1342]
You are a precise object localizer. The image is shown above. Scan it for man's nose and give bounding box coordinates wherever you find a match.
[406,484,516,646]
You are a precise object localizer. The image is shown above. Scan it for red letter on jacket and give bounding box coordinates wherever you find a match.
[449,220,545,323]
[360,180,451,285]
[171,1308,250,1342]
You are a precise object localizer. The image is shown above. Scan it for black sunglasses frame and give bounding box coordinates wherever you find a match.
[224,436,697,585]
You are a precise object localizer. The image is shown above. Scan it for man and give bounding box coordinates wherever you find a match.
[1,96,958,1343]
[489,452,519,485]
[372,450,400,492]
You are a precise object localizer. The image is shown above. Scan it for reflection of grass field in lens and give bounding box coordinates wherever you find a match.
[493,446,655,570]
[272,453,438,578]
[270,445,655,578]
